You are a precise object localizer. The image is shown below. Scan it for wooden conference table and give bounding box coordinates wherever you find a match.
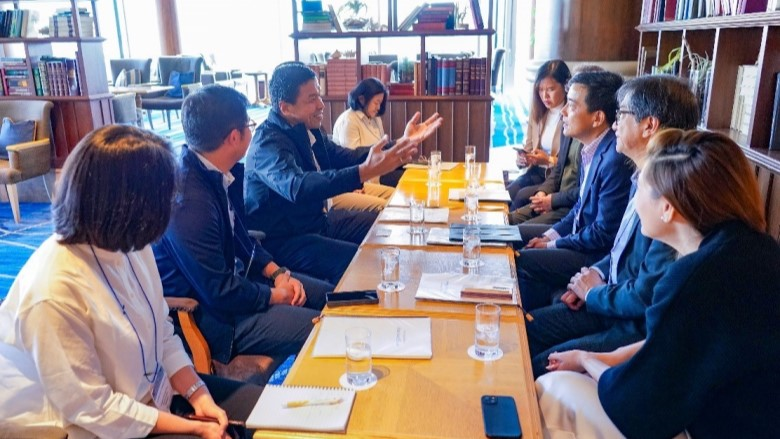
[254,163,543,438]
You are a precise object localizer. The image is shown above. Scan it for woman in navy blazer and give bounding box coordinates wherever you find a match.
[535,129,780,438]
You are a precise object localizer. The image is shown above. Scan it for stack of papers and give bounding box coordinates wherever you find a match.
[404,161,459,171]
[377,207,450,223]
[415,273,518,305]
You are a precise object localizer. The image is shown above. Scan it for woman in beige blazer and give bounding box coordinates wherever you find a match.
[508,60,570,210]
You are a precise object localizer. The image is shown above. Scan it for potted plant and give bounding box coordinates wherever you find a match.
[339,0,369,30]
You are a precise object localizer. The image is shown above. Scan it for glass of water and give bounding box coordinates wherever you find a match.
[379,246,404,292]
[474,303,501,359]
[463,187,479,224]
[409,197,425,235]
[345,327,377,387]
[461,225,484,267]
[464,145,476,181]
[430,150,442,173]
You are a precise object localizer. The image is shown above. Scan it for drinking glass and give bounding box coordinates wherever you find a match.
[379,246,404,292]
[427,183,440,208]
[345,327,376,386]
[463,187,479,224]
[409,197,425,235]
[429,150,442,172]
[474,303,501,359]
[461,225,483,267]
[464,145,476,181]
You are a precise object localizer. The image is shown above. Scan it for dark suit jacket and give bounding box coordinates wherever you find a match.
[551,129,633,254]
[244,109,369,238]
[154,147,275,363]
[599,221,780,438]
[536,134,582,210]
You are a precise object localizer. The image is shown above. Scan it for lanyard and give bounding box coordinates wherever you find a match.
[90,246,160,383]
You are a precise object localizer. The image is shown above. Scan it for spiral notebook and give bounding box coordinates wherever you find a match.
[246,385,356,432]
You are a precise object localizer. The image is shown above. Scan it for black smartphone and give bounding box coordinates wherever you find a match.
[512,146,527,154]
[481,395,522,438]
[325,290,379,307]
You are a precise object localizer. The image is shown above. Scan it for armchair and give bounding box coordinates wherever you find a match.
[109,58,153,85]
[0,100,53,223]
[165,297,284,385]
[142,56,204,130]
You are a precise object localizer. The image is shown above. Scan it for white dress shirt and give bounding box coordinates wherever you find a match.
[0,236,192,439]
[332,108,385,149]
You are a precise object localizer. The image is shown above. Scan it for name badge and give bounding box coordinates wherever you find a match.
[151,366,173,412]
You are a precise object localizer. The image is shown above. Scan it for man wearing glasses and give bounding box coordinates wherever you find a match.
[516,71,634,312]
[154,85,333,367]
[525,75,701,377]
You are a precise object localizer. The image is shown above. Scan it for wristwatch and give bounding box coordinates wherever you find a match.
[270,266,289,282]
[183,379,206,401]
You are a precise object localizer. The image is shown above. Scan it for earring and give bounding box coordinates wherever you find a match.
[661,213,670,222]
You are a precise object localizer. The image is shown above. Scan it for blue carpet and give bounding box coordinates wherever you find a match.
[491,93,527,148]
[0,203,54,297]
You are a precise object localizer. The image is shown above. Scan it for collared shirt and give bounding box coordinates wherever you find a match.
[543,127,610,248]
[607,172,639,282]
[307,131,332,212]
[332,109,385,149]
[193,150,236,229]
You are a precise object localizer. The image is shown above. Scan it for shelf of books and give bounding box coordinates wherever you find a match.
[291,1,495,157]
[637,0,780,237]
[0,0,112,166]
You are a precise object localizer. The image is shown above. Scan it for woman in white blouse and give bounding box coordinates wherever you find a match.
[507,60,570,210]
[330,77,396,211]
[0,125,260,439]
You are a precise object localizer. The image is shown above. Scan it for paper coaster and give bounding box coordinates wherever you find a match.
[339,372,378,391]
[467,345,504,362]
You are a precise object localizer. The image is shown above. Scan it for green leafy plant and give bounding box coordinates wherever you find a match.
[339,0,369,29]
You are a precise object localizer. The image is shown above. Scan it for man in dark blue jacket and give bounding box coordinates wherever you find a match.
[517,71,634,311]
[526,75,700,377]
[154,85,333,365]
[244,61,442,284]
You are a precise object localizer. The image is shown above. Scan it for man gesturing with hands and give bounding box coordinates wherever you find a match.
[245,61,443,284]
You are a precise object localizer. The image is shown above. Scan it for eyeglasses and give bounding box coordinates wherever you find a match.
[615,109,636,122]
[245,120,258,133]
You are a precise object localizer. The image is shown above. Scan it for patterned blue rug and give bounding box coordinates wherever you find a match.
[0,202,54,297]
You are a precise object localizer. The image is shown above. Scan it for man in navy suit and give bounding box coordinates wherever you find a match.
[526,75,701,377]
[517,71,633,311]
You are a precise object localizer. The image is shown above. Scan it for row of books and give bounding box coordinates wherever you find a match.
[399,0,484,31]
[49,8,95,37]
[0,56,80,97]
[641,0,776,23]
[424,55,488,96]
[0,9,31,38]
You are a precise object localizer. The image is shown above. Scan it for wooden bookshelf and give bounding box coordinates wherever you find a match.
[0,0,112,167]
[636,4,780,239]
[290,0,495,162]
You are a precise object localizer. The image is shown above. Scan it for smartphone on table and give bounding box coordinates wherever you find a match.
[482,395,522,438]
[325,290,379,307]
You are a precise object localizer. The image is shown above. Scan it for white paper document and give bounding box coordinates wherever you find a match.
[449,184,511,202]
[415,272,518,305]
[312,316,432,359]
[378,207,450,223]
[404,161,459,171]
[426,227,507,247]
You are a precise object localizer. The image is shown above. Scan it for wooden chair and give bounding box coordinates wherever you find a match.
[0,100,53,223]
[165,297,284,385]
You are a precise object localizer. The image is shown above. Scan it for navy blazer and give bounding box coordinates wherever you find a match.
[244,109,368,238]
[537,135,582,210]
[154,147,275,363]
[551,130,633,254]
[599,221,780,438]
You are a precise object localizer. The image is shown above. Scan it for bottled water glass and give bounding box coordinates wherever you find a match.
[464,188,479,224]
[461,226,482,267]
[379,246,404,292]
[409,197,425,235]
[464,145,476,180]
[474,303,500,359]
[345,327,375,386]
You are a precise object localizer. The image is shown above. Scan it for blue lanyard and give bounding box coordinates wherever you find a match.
[90,246,160,383]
